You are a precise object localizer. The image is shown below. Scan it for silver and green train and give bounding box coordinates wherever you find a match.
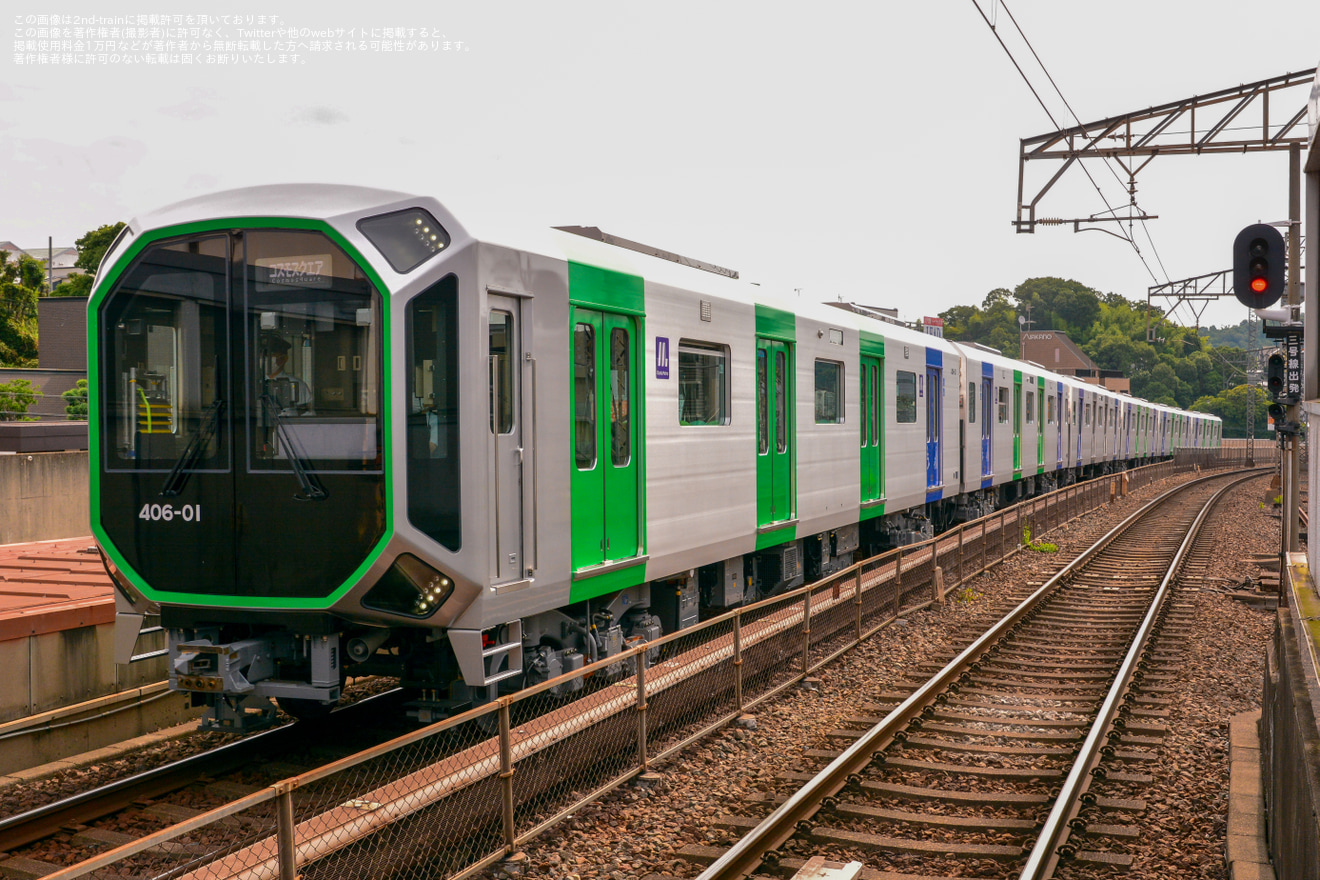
[93,185,1221,731]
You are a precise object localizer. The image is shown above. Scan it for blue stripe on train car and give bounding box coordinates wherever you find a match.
[983,362,993,378]
[927,347,942,367]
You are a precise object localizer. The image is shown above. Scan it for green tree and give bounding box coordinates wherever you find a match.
[62,379,88,419]
[51,272,94,297]
[0,378,38,420]
[74,222,126,274]
[1191,384,1270,438]
[939,287,1021,357]
[0,251,40,366]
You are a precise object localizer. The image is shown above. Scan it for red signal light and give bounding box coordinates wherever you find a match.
[1251,277,1268,293]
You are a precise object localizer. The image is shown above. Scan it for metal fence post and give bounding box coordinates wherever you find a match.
[894,547,903,617]
[802,589,812,675]
[636,650,649,771]
[957,524,965,585]
[277,784,296,880]
[499,701,516,853]
[854,568,864,641]
[734,610,744,712]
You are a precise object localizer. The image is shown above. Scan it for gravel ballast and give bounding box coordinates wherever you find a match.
[477,470,1284,880]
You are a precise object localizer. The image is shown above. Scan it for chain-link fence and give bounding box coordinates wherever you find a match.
[53,447,1265,880]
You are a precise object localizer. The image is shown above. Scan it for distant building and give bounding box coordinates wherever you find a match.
[0,241,84,287]
[1020,330,1131,394]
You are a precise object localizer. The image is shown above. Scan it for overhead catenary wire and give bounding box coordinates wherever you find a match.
[998,2,1174,286]
[971,0,1166,286]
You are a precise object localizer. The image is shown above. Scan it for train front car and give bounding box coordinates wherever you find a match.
[93,186,474,731]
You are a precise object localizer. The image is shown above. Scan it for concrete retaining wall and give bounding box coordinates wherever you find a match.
[0,450,89,544]
[0,623,168,724]
[0,623,200,774]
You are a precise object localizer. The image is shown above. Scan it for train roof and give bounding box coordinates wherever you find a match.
[114,185,1219,427]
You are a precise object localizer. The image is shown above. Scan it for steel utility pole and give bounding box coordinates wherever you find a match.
[1248,309,1256,466]
[1285,144,1303,553]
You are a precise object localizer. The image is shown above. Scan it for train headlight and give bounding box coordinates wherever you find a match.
[362,553,455,619]
[356,208,451,274]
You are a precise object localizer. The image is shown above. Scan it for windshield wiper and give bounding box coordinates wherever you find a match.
[260,394,328,501]
[160,399,225,497]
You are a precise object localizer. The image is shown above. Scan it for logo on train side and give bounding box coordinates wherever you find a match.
[656,337,670,379]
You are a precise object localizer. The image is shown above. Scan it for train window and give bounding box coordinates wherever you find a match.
[1047,395,1055,424]
[997,387,1008,424]
[407,275,461,551]
[610,328,630,466]
[814,359,844,424]
[356,207,450,274]
[489,311,514,434]
[871,364,881,444]
[244,230,382,474]
[757,350,769,453]
[896,371,917,423]
[678,340,729,426]
[574,324,596,468]
[101,234,231,471]
[775,350,788,453]
[967,382,976,424]
[1025,390,1035,424]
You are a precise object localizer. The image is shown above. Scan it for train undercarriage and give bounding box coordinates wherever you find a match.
[164,456,1153,732]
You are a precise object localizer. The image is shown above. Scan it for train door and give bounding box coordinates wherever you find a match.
[980,371,992,484]
[925,364,941,495]
[488,297,526,583]
[1012,374,1022,475]
[756,338,794,526]
[1076,389,1084,465]
[1125,404,1132,458]
[1056,385,1064,467]
[570,309,640,570]
[1036,377,1045,471]
[860,355,882,504]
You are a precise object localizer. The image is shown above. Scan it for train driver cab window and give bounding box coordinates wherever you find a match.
[406,275,461,551]
[244,230,383,474]
[102,234,230,471]
[895,371,917,423]
[678,340,729,426]
[814,359,844,424]
[997,387,1009,424]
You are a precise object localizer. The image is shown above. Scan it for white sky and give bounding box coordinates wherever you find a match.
[3,1,1318,332]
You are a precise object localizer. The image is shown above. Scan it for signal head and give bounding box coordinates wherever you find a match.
[1266,352,1287,401]
[1232,224,1286,309]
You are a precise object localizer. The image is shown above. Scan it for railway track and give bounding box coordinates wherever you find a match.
[690,468,1265,880]
[0,690,410,867]
[12,462,1246,880]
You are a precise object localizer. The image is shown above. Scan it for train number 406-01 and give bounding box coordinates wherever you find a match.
[138,503,202,523]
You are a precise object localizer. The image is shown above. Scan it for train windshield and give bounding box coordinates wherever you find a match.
[102,231,383,475]
[98,228,388,600]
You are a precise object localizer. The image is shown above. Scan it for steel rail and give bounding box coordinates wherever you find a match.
[0,689,403,853]
[694,467,1268,880]
[1019,468,1263,879]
